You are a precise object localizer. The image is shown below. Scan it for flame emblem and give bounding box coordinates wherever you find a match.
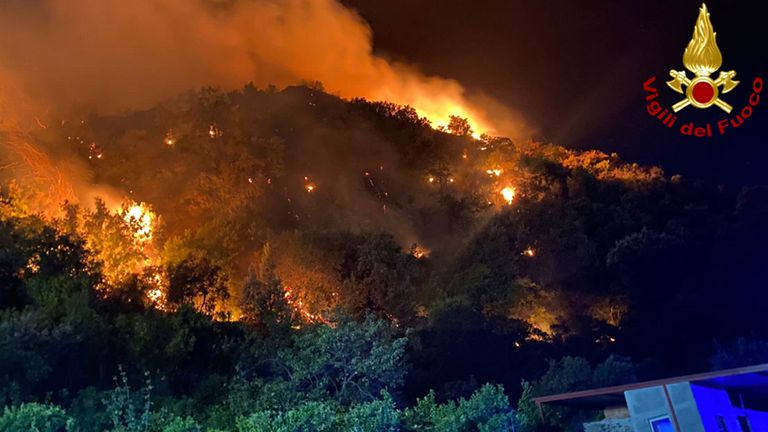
[667,3,739,113]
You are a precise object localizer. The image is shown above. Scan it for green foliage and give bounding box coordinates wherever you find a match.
[236,401,337,432]
[514,381,540,432]
[104,368,153,432]
[403,384,515,432]
[161,416,202,432]
[0,402,73,432]
[343,392,400,432]
[68,387,111,432]
[282,315,408,404]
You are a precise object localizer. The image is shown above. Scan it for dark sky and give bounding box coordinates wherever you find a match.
[345,0,768,186]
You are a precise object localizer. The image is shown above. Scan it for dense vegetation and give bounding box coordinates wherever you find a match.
[2,84,768,431]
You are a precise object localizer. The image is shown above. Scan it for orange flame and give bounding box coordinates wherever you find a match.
[501,186,516,205]
[122,202,155,243]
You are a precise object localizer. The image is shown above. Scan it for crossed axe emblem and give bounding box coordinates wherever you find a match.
[667,69,739,113]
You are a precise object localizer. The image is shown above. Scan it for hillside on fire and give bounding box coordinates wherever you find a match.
[2,83,768,431]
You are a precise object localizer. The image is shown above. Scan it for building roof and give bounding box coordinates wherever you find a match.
[534,363,768,410]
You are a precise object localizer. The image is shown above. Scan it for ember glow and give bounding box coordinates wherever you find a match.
[209,124,221,139]
[164,131,176,146]
[410,243,430,259]
[304,176,317,193]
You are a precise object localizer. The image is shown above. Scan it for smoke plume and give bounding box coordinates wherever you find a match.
[0,0,527,138]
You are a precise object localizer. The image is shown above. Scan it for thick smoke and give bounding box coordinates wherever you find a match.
[0,0,527,138]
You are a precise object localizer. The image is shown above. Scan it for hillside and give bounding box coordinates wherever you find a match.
[2,85,767,431]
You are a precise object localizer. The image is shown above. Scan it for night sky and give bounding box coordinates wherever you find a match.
[346,0,768,186]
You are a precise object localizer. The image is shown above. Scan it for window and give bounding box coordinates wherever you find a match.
[716,415,729,432]
[737,416,752,432]
[649,416,674,432]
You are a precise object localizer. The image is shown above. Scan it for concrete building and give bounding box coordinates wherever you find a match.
[535,363,768,432]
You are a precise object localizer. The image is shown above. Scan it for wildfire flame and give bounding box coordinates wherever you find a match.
[683,3,722,76]
[501,186,516,205]
[164,130,176,146]
[302,176,317,192]
[1,134,77,216]
[410,243,429,259]
[208,124,221,139]
[283,286,328,324]
[122,202,155,243]
[147,287,163,303]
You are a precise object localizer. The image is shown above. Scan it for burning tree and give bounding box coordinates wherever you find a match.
[446,115,473,137]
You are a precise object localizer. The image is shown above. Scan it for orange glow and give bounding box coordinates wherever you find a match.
[164,131,176,146]
[302,176,317,192]
[410,243,430,259]
[208,124,221,138]
[122,202,155,243]
[501,186,516,205]
[522,247,535,257]
[283,286,329,324]
[148,288,162,302]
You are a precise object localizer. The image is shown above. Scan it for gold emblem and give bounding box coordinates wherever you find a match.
[667,3,739,113]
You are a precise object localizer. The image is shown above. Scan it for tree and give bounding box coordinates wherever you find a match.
[343,393,400,432]
[281,315,408,405]
[103,367,152,432]
[161,416,202,432]
[516,356,636,432]
[166,256,229,316]
[239,243,292,331]
[77,200,147,284]
[236,401,337,432]
[446,116,473,137]
[402,384,516,431]
[338,232,424,321]
[0,403,73,432]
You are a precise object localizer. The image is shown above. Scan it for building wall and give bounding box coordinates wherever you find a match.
[625,382,705,432]
[690,383,768,431]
